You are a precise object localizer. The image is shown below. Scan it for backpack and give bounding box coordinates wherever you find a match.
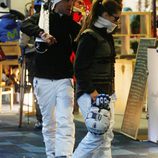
[0,14,20,42]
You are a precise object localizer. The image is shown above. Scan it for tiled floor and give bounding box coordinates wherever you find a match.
[0,105,158,158]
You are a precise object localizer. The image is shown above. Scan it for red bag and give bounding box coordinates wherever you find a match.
[0,47,6,61]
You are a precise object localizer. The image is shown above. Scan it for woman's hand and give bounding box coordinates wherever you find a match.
[90,90,99,101]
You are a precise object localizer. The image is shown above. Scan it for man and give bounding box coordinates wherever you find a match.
[20,0,80,157]
[20,0,43,130]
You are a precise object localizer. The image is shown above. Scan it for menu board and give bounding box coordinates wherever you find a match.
[121,38,157,139]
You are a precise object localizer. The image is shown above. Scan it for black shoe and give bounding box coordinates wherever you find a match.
[34,121,42,130]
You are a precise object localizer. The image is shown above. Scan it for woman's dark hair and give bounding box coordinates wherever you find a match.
[75,0,122,41]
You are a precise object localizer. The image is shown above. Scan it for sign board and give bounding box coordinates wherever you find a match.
[121,38,157,139]
[147,48,158,143]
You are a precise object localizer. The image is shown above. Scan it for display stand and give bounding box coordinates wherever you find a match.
[0,42,21,112]
[121,38,157,140]
[18,49,35,127]
[114,11,152,55]
[18,55,26,127]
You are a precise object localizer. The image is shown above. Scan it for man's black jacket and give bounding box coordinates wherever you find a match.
[21,12,80,79]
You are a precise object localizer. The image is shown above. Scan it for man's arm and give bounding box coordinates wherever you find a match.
[21,13,57,45]
[20,13,44,37]
[70,19,81,52]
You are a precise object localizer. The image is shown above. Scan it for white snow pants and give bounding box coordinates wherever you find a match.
[33,77,75,158]
[72,93,115,158]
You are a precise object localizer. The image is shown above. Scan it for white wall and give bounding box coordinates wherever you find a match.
[0,0,7,4]
[0,0,10,7]
[10,0,31,14]
[123,0,139,11]
[123,0,152,11]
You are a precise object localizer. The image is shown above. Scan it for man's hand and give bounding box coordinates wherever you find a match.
[41,32,57,45]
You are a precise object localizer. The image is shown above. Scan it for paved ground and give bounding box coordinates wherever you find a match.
[0,105,158,158]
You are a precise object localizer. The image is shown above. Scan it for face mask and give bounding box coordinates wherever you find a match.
[94,16,118,33]
[107,22,118,33]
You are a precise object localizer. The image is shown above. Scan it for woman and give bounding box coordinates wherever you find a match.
[73,0,122,158]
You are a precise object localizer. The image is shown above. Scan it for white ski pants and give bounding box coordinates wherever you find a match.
[33,77,75,158]
[73,93,115,158]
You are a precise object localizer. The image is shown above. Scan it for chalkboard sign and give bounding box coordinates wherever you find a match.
[121,38,157,139]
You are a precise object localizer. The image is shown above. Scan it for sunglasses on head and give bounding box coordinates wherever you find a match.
[111,15,120,22]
